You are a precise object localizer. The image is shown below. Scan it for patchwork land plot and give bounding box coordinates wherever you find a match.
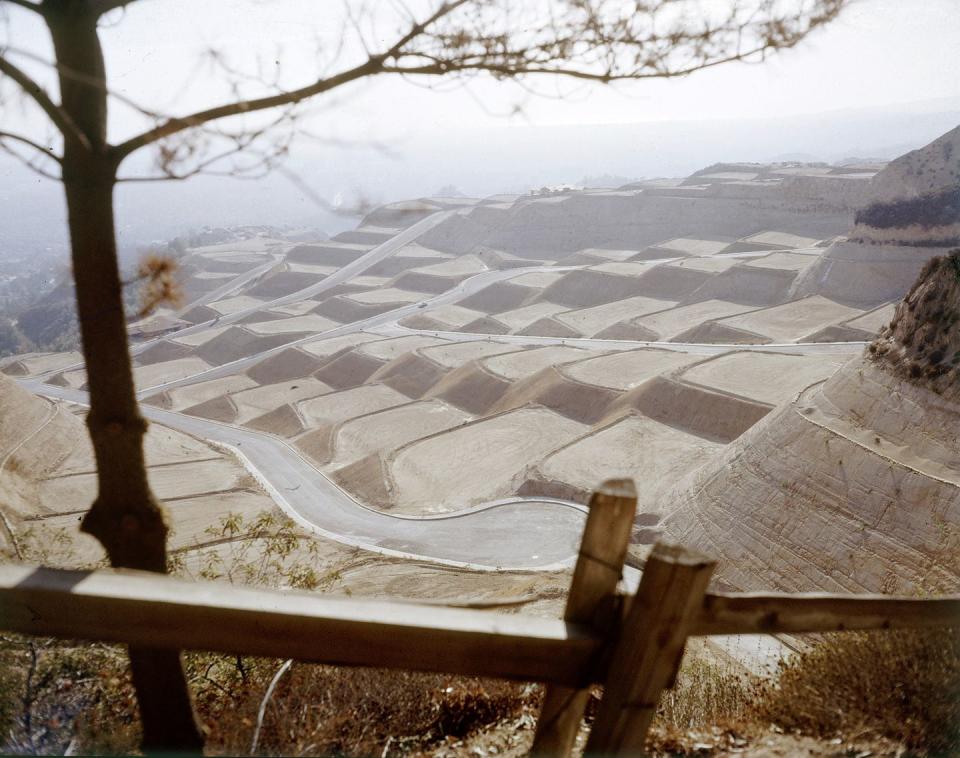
[680,351,853,405]
[539,414,724,514]
[388,407,587,513]
[717,296,864,342]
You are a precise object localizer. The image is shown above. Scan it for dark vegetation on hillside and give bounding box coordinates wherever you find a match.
[869,249,960,399]
[855,185,960,231]
[0,279,144,357]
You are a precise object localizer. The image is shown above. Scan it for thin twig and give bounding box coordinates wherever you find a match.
[250,658,293,755]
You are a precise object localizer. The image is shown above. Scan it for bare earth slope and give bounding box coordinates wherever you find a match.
[664,253,960,594]
[0,373,276,563]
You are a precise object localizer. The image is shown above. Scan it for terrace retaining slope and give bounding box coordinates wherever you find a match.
[664,359,960,595]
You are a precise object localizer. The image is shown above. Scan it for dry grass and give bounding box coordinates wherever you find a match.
[655,656,757,733]
[753,628,960,753]
[2,618,958,756]
[0,648,539,756]
[209,665,538,756]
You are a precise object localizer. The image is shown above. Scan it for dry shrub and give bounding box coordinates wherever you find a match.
[753,627,960,753]
[654,655,758,732]
[135,253,183,317]
[27,652,536,756]
[0,637,135,756]
[203,663,538,756]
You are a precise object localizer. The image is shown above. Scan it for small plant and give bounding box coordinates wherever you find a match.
[654,654,758,731]
[172,510,331,591]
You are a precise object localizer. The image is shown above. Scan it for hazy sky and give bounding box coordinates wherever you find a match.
[2,0,959,247]
[4,0,959,142]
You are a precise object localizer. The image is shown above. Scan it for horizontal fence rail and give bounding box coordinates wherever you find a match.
[0,564,601,687]
[694,590,960,636]
[2,563,957,671]
[2,479,958,756]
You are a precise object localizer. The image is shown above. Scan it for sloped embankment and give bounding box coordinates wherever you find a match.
[791,126,960,307]
[664,254,960,594]
[0,375,87,527]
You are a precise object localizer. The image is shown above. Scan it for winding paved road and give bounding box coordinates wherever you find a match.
[21,380,587,571]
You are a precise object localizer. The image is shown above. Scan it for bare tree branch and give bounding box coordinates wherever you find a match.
[3,43,162,119]
[0,128,60,161]
[0,54,90,148]
[379,37,780,83]
[87,0,140,17]
[0,137,61,180]
[111,0,471,161]
[109,0,844,167]
[0,0,45,15]
[111,57,384,161]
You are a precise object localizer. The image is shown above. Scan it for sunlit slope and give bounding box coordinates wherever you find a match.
[664,253,960,594]
[0,373,274,563]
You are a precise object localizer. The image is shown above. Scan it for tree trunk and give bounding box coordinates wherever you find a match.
[46,4,203,752]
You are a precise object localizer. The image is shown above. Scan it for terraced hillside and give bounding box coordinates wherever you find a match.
[4,131,956,577]
[664,252,960,595]
[792,125,960,306]
[0,373,275,564]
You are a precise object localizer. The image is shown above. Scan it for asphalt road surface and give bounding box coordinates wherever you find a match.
[23,381,587,571]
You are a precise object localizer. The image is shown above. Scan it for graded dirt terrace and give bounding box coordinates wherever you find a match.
[148,374,258,411]
[716,296,863,342]
[324,400,472,469]
[552,295,678,336]
[634,299,760,340]
[19,145,952,600]
[232,378,333,425]
[11,144,960,756]
[417,341,518,368]
[561,348,703,390]
[538,413,724,515]
[0,374,275,565]
[679,351,852,405]
[388,406,587,513]
[298,384,410,428]
[482,346,596,380]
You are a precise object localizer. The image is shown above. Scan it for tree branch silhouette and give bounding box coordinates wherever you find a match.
[0,54,88,147]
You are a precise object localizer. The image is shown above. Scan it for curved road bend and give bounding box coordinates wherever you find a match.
[21,381,587,571]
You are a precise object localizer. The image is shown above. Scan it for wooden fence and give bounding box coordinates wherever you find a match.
[1,479,958,755]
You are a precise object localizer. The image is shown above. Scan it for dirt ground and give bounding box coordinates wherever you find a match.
[718,296,863,342]
[680,351,852,405]
[389,407,586,512]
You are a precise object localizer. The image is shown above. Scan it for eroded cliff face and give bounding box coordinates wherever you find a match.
[868,250,960,400]
[665,257,960,595]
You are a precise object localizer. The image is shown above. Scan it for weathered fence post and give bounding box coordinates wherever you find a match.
[531,478,637,756]
[585,542,716,755]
